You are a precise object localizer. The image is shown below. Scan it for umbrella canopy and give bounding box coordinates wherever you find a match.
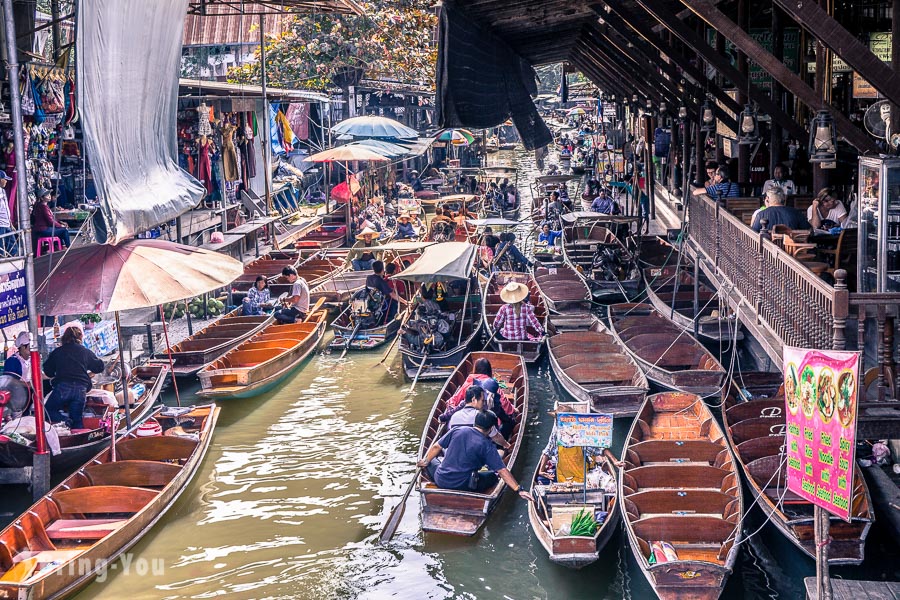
[33,239,244,314]
[307,145,390,163]
[438,194,478,203]
[567,107,587,116]
[349,139,410,158]
[392,242,476,283]
[331,116,418,140]
[437,128,476,145]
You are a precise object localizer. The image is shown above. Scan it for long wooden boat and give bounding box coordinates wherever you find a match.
[310,269,370,305]
[264,256,347,299]
[196,308,326,399]
[621,391,743,600]
[547,319,648,417]
[0,364,169,473]
[533,263,592,330]
[0,403,219,599]
[722,374,874,565]
[417,352,528,536]
[527,399,620,568]
[152,308,271,378]
[481,271,547,363]
[608,303,726,396]
[399,284,483,381]
[561,212,641,302]
[232,251,301,288]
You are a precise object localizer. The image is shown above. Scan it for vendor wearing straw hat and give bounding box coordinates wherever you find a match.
[492,281,544,341]
[352,226,380,271]
[395,212,417,240]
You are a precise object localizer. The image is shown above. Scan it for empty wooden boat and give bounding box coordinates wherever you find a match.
[561,212,641,302]
[723,376,873,565]
[0,403,219,599]
[0,364,169,473]
[608,303,726,396]
[547,319,648,417]
[262,256,347,300]
[533,263,592,330]
[232,251,301,287]
[196,307,326,399]
[527,400,620,568]
[482,271,547,363]
[621,391,743,600]
[152,308,272,378]
[294,224,347,249]
[417,352,528,536]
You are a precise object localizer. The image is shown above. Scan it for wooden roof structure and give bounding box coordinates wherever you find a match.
[187,0,364,16]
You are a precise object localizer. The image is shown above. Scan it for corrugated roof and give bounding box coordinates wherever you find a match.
[179,78,331,103]
[183,11,287,47]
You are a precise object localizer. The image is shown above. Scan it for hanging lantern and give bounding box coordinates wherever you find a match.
[737,103,760,145]
[700,99,716,132]
[678,105,688,120]
[808,110,837,163]
[632,94,639,106]
[197,102,213,137]
[659,101,668,114]
[645,98,653,111]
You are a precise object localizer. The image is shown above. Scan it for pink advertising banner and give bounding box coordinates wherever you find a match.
[783,346,861,521]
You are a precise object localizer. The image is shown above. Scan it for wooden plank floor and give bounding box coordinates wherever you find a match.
[804,578,900,600]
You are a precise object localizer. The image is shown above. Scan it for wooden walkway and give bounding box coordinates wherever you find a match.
[805,578,900,600]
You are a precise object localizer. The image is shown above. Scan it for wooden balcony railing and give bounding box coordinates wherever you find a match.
[687,193,898,403]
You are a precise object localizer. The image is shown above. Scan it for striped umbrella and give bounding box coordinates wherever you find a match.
[437,128,476,146]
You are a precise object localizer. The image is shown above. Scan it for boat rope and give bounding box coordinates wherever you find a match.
[33,210,96,299]
[725,452,790,546]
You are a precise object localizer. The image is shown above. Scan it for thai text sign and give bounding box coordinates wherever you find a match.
[557,413,613,449]
[0,268,28,328]
[783,346,860,521]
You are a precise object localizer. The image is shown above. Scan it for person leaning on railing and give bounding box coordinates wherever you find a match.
[694,166,740,201]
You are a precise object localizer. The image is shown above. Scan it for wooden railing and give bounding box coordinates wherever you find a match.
[687,192,898,402]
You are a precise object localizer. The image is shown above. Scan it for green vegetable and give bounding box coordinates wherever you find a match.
[568,509,598,537]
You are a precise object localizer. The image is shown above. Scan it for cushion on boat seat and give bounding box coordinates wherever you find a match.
[45,519,126,540]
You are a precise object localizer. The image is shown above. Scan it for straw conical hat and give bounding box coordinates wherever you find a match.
[398,212,413,221]
[358,226,379,238]
[500,281,529,304]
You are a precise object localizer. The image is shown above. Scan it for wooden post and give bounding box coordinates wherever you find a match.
[814,505,833,600]
[832,269,848,351]
[893,0,900,135]
[771,5,784,174]
[693,255,700,337]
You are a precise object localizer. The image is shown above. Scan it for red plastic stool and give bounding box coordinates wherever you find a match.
[36,237,63,257]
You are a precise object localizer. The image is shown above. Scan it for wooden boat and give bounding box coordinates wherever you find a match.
[722,374,874,565]
[196,308,326,399]
[232,252,301,287]
[264,256,347,299]
[532,263,592,330]
[621,391,743,600]
[420,194,478,214]
[608,303,726,396]
[0,403,219,599]
[152,308,271,378]
[527,436,619,568]
[310,269,370,305]
[293,224,347,249]
[0,364,169,473]
[547,319,648,417]
[561,212,641,302]
[417,352,528,535]
[481,271,547,363]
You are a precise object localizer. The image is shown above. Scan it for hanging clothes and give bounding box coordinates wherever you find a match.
[244,111,256,179]
[286,103,309,141]
[268,104,285,156]
[197,137,214,196]
[221,122,240,181]
[275,108,296,149]
[5,148,16,229]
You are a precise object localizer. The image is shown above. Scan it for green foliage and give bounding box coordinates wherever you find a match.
[228,1,436,91]
[79,313,102,324]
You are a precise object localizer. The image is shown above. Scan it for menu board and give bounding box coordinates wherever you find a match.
[783,346,861,521]
[556,413,613,449]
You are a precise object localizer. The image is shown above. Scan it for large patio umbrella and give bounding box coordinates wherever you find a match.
[331,116,418,140]
[33,239,244,429]
[437,128,476,146]
[307,145,391,163]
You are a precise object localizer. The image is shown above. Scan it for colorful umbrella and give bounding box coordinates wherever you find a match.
[567,107,587,116]
[331,116,418,140]
[331,174,361,202]
[437,128,476,146]
[307,145,390,163]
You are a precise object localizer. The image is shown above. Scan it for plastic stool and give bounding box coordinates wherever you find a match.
[36,237,63,257]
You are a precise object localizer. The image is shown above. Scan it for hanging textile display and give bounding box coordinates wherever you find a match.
[286,103,310,141]
[197,102,212,137]
[269,104,285,156]
[77,0,204,244]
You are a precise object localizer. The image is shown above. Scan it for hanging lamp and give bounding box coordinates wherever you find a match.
[700,99,716,132]
[737,103,760,145]
[808,110,837,163]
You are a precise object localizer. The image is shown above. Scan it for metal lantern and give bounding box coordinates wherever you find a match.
[632,94,639,106]
[678,105,688,120]
[700,99,716,132]
[737,103,760,145]
[659,101,668,114]
[808,109,837,163]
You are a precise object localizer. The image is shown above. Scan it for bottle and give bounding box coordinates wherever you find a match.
[53,316,60,342]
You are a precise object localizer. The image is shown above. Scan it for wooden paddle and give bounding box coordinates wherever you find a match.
[379,422,445,544]
[480,326,500,352]
[339,320,364,359]
[378,292,419,366]
[405,351,428,396]
[303,297,327,322]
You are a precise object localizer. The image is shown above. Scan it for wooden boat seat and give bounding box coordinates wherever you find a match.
[724,398,784,424]
[633,516,734,546]
[565,364,638,385]
[114,436,198,462]
[626,440,724,466]
[45,519,126,540]
[734,436,783,464]
[625,465,730,491]
[51,486,158,516]
[83,460,182,488]
[729,417,785,445]
[670,544,725,564]
[625,490,736,520]
[551,343,621,356]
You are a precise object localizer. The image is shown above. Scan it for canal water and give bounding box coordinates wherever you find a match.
[3,148,898,599]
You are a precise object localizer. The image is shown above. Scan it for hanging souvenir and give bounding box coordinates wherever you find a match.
[198,102,213,137]
[64,76,76,125]
[39,77,65,114]
[30,74,45,124]
[20,70,35,116]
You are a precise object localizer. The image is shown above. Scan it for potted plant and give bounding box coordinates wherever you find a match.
[79,313,101,331]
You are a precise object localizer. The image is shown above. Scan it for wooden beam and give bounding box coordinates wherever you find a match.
[678,0,876,153]
[773,0,900,110]
[574,39,666,101]
[601,0,810,143]
[570,49,630,98]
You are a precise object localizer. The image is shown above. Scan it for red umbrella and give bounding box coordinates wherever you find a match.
[331,173,361,202]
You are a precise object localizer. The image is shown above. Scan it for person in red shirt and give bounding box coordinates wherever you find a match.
[31,189,71,248]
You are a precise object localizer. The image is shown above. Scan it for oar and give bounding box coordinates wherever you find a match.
[405,351,429,396]
[303,297,327,322]
[379,422,445,544]
[379,292,419,366]
[481,326,500,352]
[340,320,363,359]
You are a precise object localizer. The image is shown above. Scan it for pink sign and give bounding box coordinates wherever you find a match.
[783,346,861,521]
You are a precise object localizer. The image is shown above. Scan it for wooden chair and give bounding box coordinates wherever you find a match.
[782,236,818,261]
[820,228,858,275]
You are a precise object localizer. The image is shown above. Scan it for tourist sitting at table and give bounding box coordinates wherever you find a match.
[762,164,797,197]
[590,189,621,215]
[43,322,105,430]
[751,188,810,233]
[492,281,544,341]
[395,213,417,239]
[696,166,739,199]
[31,189,71,248]
[417,409,532,500]
[242,276,272,316]
[702,161,718,188]
[808,187,848,231]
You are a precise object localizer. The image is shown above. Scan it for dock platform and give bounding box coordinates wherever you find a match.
[805,578,900,600]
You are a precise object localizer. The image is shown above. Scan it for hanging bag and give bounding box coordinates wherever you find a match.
[20,70,35,115]
[30,74,45,124]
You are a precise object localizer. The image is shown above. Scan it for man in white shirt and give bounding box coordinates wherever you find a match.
[273,266,310,324]
[762,165,797,196]
[0,170,15,255]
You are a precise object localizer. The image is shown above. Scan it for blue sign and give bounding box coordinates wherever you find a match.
[556,413,613,449]
[0,268,28,328]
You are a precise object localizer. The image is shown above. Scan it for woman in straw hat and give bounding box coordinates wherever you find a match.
[395,212,417,240]
[352,226,380,271]
[492,281,545,341]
